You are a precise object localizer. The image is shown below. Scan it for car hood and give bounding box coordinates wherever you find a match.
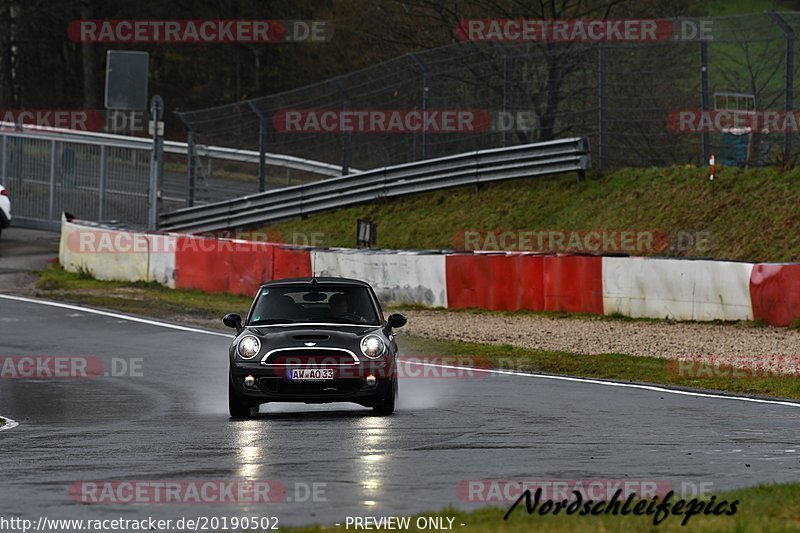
[244,323,384,343]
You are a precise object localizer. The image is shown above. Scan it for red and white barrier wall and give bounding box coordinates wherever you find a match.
[58,217,800,326]
[60,217,177,288]
[603,257,754,321]
[312,250,448,307]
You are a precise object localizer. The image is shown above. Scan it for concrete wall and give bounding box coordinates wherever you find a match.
[58,217,800,326]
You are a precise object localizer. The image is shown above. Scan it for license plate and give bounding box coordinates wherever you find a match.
[287,368,335,381]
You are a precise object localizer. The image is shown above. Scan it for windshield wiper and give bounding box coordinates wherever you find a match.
[307,317,358,323]
[248,318,295,325]
[308,317,377,325]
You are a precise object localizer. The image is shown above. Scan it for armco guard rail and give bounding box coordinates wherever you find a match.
[159,137,590,233]
[0,121,353,177]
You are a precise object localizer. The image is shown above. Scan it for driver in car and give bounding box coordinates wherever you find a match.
[329,293,367,322]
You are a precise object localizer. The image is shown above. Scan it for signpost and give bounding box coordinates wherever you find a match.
[105,51,163,230]
[148,95,165,230]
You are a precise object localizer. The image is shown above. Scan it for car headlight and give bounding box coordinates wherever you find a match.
[237,335,261,359]
[360,335,386,358]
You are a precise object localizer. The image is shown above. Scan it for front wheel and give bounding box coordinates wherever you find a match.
[229,375,255,419]
[372,379,396,415]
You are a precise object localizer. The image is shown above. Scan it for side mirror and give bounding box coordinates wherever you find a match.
[223,313,243,333]
[386,313,407,329]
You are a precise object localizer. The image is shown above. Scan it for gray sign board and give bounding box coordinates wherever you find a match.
[105,51,149,110]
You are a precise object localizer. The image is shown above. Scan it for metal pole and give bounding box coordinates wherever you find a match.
[408,53,430,160]
[247,101,268,191]
[329,81,351,175]
[768,11,794,158]
[1,136,7,184]
[258,118,267,189]
[49,140,56,221]
[186,130,196,207]
[176,112,196,208]
[598,42,607,171]
[700,40,710,165]
[148,95,164,230]
[492,42,511,147]
[98,145,107,222]
[15,132,23,185]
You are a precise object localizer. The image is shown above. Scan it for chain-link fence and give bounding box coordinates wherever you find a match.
[176,13,800,186]
[0,127,155,230]
[0,122,363,229]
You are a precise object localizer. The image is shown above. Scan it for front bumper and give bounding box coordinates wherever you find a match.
[230,359,394,405]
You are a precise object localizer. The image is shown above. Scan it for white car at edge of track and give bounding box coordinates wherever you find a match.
[0,183,10,239]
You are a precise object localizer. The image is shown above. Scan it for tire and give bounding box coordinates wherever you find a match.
[229,374,255,419]
[372,378,396,415]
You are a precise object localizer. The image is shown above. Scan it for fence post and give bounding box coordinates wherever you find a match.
[247,101,268,190]
[768,11,794,159]
[329,80,351,175]
[700,39,710,165]
[176,112,197,207]
[492,42,512,147]
[98,145,107,222]
[14,125,23,185]
[598,42,607,171]
[408,53,430,160]
[1,135,6,184]
[259,116,268,189]
[148,95,165,230]
[186,130,196,207]
[49,140,56,221]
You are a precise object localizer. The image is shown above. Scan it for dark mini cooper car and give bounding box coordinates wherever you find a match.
[223,277,407,418]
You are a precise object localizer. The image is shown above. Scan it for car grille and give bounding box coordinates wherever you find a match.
[263,348,357,366]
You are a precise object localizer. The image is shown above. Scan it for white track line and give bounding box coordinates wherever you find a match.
[2,294,799,409]
[0,416,19,432]
[0,294,229,337]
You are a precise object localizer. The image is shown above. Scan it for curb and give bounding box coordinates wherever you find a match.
[0,415,19,432]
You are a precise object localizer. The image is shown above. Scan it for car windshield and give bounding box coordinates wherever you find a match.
[248,284,381,325]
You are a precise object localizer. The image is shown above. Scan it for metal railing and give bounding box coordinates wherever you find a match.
[1,123,153,230]
[159,137,590,233]
[176,13,800,172]
[0,123,356,175]
[0,122,358,230]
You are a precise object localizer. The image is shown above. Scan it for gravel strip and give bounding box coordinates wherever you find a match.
[393,310,800,365]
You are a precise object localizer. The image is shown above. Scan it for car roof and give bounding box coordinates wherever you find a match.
[261,277,372,288]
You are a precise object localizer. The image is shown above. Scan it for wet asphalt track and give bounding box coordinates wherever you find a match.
[0,295,799,529]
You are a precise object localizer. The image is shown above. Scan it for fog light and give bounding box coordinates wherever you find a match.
[365,375,377,386]
[244,375,255,387]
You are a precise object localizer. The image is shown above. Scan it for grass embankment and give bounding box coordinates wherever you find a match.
[35,263,253,322]
[252,166,800,263]
[35,264,800,401]
[284,483,800,532]
[0,417,6,427]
